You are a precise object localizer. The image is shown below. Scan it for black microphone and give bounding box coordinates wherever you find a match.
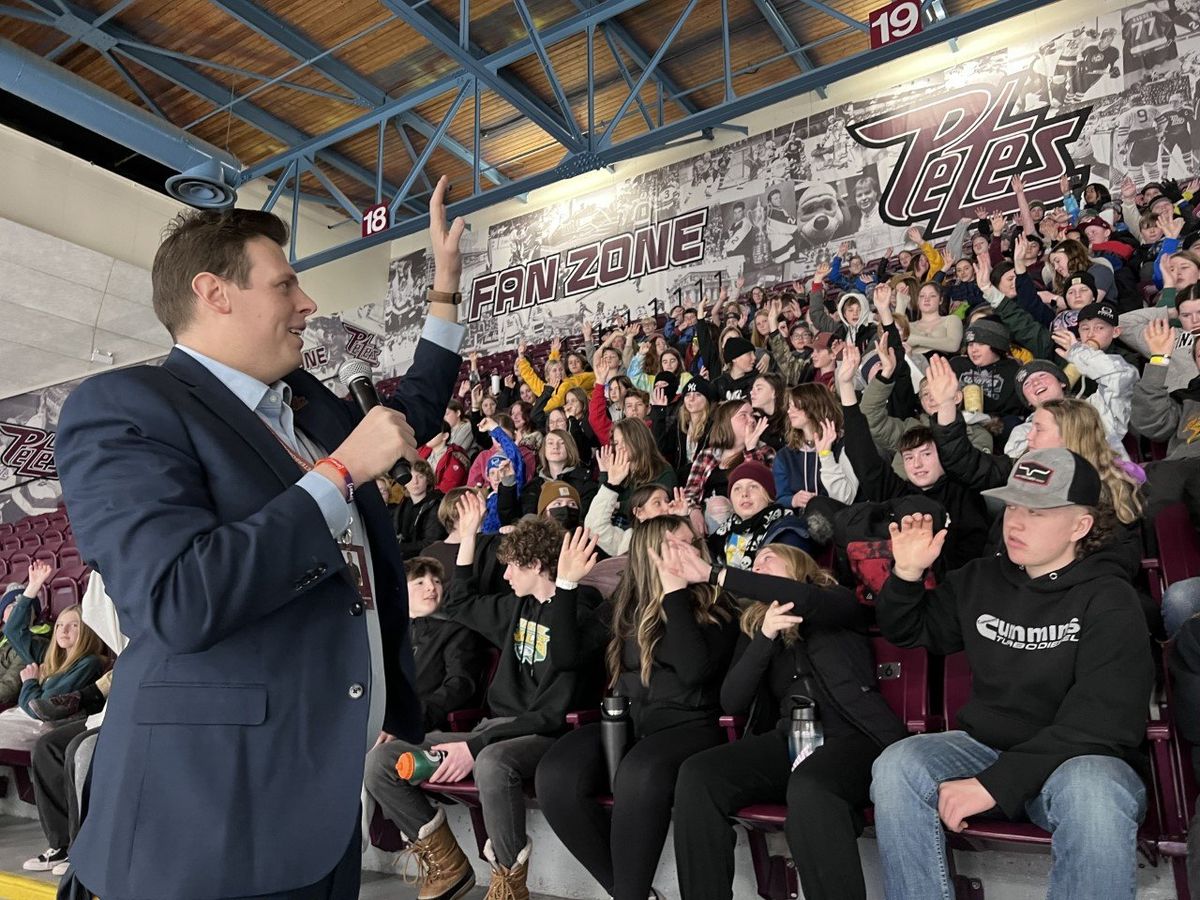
[337,359,412,485]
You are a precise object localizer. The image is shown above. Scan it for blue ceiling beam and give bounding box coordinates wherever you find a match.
[795,0,870,32]
[378,0,585,152]
[0,36,240,177]
[569,0,698,117]
[290,0,1055,272]
[750,0,828,99]
[16,0,426,214]
[206,0,507,188]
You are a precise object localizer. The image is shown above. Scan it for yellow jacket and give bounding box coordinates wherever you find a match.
[515,355,596,410]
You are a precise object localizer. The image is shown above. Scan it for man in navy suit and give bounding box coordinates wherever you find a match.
[54,177,467,899]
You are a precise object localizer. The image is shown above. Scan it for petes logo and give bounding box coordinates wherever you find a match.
[0,424,57,480]
[848,74,1091,238]
[1013,460,1053,486]
[342,323,382,366]
[976,614,1080,650]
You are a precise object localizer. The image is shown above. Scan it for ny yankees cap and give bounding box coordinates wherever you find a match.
[981,448,1101,510]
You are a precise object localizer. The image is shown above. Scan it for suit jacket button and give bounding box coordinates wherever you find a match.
[349,602,364,616]
[348,683,364,700]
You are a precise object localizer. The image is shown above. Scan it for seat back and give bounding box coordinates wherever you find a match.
[58,547,82,570]
[13,521,31,535]
[18,533,40,552]
[1156,503,1200,587]
[0,523,12,538]
[29,518,50,533]
[47,577,80,619]
[0,537,17,553]
[942,651,973,731]
[6,554,30,586]
[871,637,933,734]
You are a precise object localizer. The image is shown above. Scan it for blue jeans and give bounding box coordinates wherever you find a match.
[870,731,1146,900]
[1162,576,1200,638]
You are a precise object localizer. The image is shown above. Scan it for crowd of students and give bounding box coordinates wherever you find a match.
[7,171,1200,899]
[352,170,1200,900]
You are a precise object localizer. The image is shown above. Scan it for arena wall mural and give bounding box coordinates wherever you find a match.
[6,0,1200,521]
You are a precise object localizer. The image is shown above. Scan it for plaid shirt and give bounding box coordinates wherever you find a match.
[683,444,776,509]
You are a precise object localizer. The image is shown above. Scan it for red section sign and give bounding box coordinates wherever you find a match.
[868,0,923,50]
[362,203,389,239]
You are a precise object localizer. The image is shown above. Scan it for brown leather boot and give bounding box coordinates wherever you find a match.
[402,807,475,900]
[482,838,531,900]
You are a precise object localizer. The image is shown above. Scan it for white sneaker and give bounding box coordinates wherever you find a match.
[23,847,66,871]
[52,861,70,877]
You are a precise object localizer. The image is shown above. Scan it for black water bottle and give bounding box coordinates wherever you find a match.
[600,694,631,792]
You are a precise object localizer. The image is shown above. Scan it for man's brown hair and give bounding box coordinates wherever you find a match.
[152,209,289,338]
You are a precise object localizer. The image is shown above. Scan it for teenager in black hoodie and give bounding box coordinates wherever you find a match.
[363,493,605,900]
[536,517,739,900]
[834,345,989,571]
[871,448,1153,900]
[670,542,907,900]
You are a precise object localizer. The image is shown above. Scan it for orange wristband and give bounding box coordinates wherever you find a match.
[314,457,355,503]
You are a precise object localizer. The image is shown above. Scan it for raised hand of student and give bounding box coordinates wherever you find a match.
[666,487,690,517]
[813,261,831,285]
[938,778,996,832]
[26,559,54,593]
[888,513,947,581]
[746,414,770,452]
[837,344,861,386]
[657,537,712,585]
[428,741,474,783]
[1120,176,1137,202]
[558,528,599,584]
[518,338,528,358]
[651,384,669,407]
[755,353,771,374]
[1145,317,1178,357]
[814,419,838,455]
[1051,329,1079,358]
[606,446,631,486]
[1162,253,1177,289]
[455,490,488,536]
[877,332,897,379]
[973,253,992,290]
[925,354,960,411]
[550,335,562,354]
[760,601,805,640]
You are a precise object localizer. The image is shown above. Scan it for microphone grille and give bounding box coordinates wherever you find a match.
[338,358,373,387]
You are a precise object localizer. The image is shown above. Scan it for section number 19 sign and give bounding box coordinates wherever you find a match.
[868,0,923,50]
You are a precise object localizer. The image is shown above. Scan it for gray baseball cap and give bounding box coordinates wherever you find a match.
[981,448,1101,509]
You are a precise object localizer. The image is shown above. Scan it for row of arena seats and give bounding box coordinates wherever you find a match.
[367,505,1200,900]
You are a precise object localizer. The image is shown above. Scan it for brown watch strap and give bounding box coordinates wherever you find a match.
[426,288,462,305]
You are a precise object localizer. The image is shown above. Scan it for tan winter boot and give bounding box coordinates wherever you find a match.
[401,807,475,900]
[482,837,531,900]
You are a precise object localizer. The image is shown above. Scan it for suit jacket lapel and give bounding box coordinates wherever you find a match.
[163,348,301,490]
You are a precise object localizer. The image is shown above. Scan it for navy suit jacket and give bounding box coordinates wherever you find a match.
[54,337,461,899]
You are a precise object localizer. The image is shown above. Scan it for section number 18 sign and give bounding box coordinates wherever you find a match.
[868,0,923,50]
[362,203,389,239]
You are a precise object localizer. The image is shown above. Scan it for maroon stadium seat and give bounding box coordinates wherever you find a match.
[6,554,30,586]
[0,537,18,553]
[0,523,12,538]
[28,517,50,533]
[18,533,41,552]
[12,520,31,535]
[58,546,82,570]
[47,576,80,618]
[1156,503,1200,588]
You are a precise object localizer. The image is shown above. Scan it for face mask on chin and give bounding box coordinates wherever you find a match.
[547,506,581,530]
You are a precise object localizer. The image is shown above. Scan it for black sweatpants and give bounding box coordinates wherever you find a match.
[535,720,722,900]
[672,729,881,900]
[31,720,89,849]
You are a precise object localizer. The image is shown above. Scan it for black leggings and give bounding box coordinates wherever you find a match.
[672,729,880,900]
[535,721,722,900]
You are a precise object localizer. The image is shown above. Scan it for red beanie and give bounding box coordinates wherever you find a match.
[728,460,776,500]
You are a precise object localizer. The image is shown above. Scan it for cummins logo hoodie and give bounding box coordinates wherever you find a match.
[877,544,1152,817]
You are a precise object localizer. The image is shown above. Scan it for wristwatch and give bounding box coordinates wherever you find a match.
[708,563,724,586]
[426,288,462,305]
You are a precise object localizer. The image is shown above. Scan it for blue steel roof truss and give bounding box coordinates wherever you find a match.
[0,0,1056,271]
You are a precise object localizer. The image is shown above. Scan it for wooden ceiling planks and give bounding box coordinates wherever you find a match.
[1,0,1014,217]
